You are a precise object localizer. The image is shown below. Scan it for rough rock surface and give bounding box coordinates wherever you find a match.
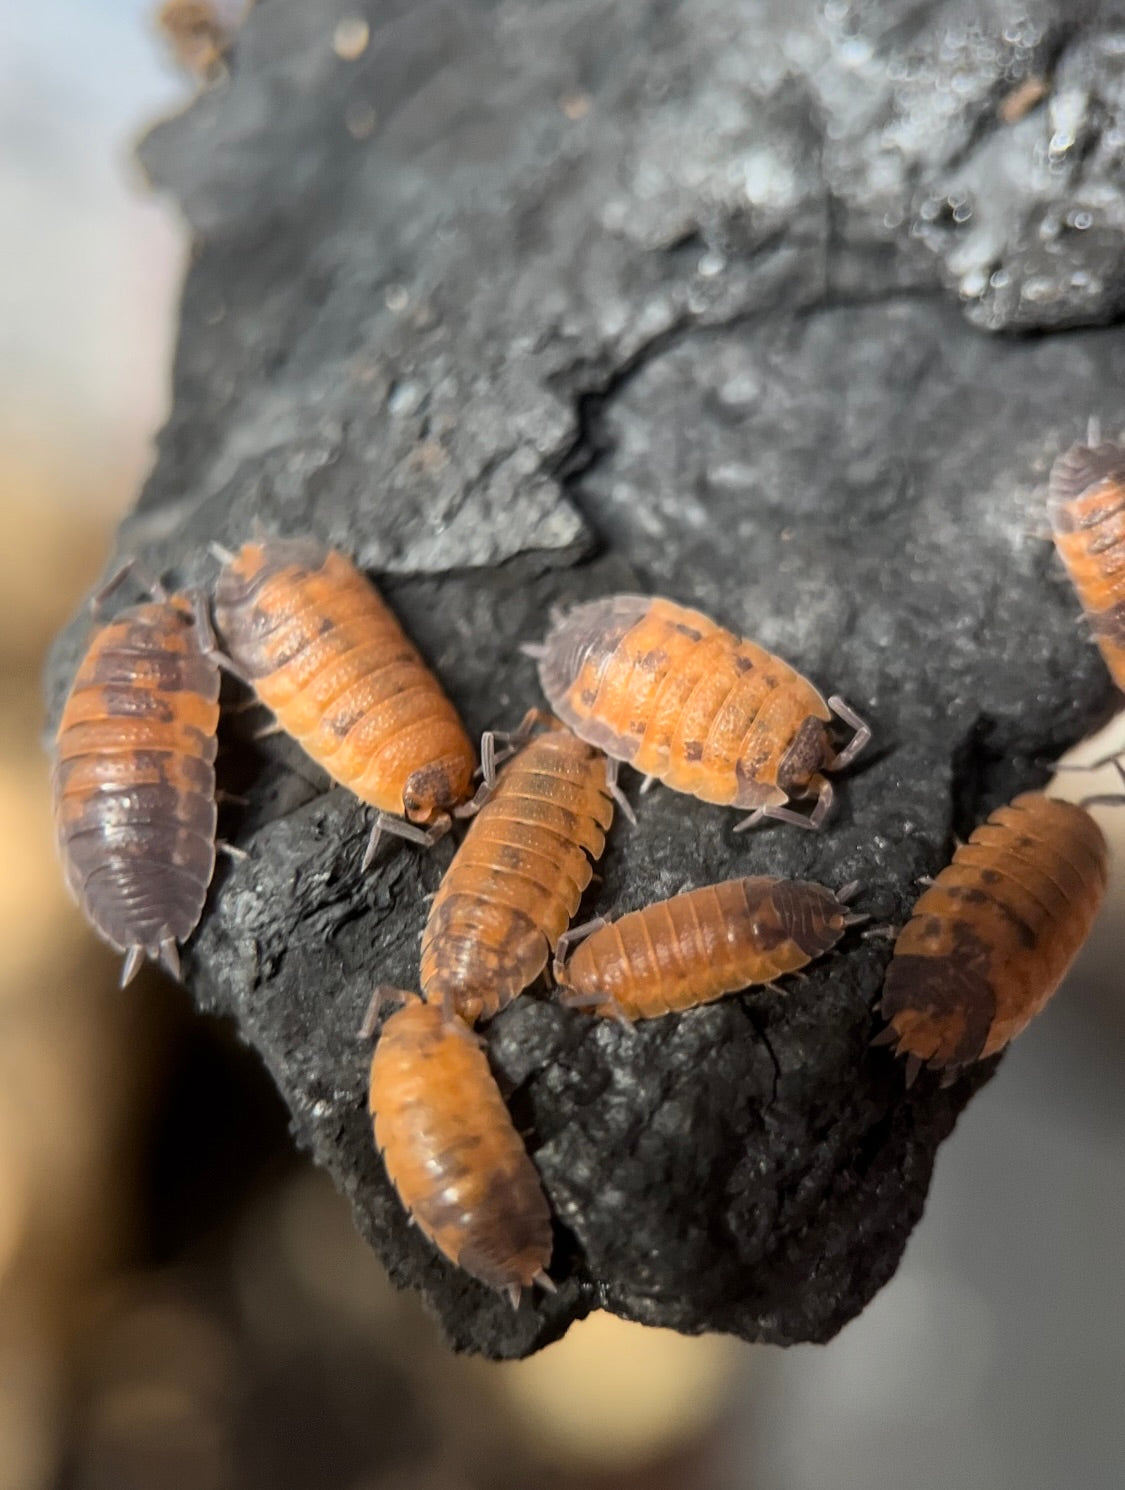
[45,0,1125,1356]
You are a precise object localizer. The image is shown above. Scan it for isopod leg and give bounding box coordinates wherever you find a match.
[605,758,637,826]
[358,985,413,1039]
[552,916,610,983]
[362,812,450,870]
[733,777,832,833]
[1076,758,1125,807]
[861,923,900,941]
[189,589,253,686]
[91,556,168,614]
[638,774,658,795]
[557,985,635,1028]
[869,1023,899,1047]
[827,695,871,771]
[217,839,250,861]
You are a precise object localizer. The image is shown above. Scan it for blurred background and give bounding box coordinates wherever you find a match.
[2,2,1124,1487]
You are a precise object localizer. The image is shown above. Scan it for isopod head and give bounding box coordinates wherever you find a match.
[776,715,833,796]
[403,754,475,827]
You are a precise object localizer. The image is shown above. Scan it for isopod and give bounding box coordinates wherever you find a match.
[1048,431,1125,692]
[529,594,868,830]
[554,876,863,1020]
[53,582,221,986]
[418,714,616,1023]
[212,537,476,864]
[878,793,1107,1080]
[366,995,553,1305]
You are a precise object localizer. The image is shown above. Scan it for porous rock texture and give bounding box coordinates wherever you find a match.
[45,0,1125,1356]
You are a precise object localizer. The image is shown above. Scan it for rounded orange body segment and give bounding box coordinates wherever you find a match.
[420,723,614,1023]
[536,594,844,819]
[556,876,852,1019]
[880,793,1107,1073]
[53,594,221,983]
[369,1000,552,1299]
[213,537,475,826]
[1049,439,1125,690]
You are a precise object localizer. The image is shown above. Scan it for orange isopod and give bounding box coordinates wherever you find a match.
[1049,429,1125,691]
[53,584,221,986]
[553,876,863,1020]
[212,537,476,864]
[366,995,553,1305]
[529,594,869,830]
[878,793,1107,1081]
[418,715,616,1023]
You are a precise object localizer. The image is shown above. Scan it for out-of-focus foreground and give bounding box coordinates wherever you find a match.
[3,3,1125,1488]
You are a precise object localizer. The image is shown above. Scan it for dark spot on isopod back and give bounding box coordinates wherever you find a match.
[979,868,1000,884]
[93,686,176,722]
[985,893,1038,950]
[682,741,704,761]
[733,654,755,673]
[880,950,996,1068]
[671,621,703,641]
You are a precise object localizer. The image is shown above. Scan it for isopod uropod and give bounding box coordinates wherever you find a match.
[1048,432,1125,692]
[878,793,1107,1080]
[53,584,221,986]
[212,537,476,865]
[554,876,863,1020]
[530,594,869,830]
[418,715,616,1024]
[366,995,553,1305]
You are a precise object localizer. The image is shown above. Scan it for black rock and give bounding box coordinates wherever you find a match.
[45,0,1124,1356]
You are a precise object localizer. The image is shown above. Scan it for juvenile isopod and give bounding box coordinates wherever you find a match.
[877,793,1107,1081]
[554,876,863,1020]
[1048,429,1125,691]
[364,994,553,1305]
[528,594,868,830]
[53,581,221,986]
[212,537,476,864]
[417,714,617,1023]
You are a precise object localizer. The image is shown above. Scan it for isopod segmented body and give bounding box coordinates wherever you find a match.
[420,719,615,1024]
[53,591,221,986]
[1048,436,1125,690]
[368,997,552,1304]
[212,538,476,862]
[554,876,858,1020]
[532,595,868,830]
[879,793,1107,1078]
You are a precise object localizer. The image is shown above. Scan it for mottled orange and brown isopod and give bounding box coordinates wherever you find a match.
[1049,432,1125,691]
[554,876,861,1020]
[878,793,1107,1080]
[53,589,221,986]
[530,595,868,830]
[367,996,553,1304]
[212,537,476,864]
[419,716,615,1023]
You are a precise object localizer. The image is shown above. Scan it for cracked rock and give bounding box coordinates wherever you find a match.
[45,0,1125,1356]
